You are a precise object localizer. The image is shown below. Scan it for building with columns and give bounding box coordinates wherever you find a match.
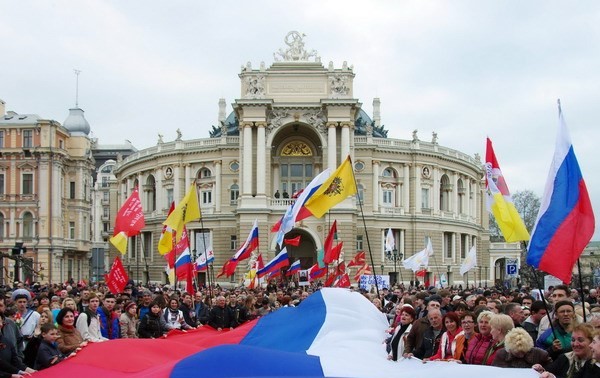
[112,32,495,287]
[0,100,94,284]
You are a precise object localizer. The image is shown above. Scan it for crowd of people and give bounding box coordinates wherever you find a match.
[0,279,599,377]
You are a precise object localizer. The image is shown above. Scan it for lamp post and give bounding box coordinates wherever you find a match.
[447,265,451,288]
[484,266,489,288]
[386,248,403,286]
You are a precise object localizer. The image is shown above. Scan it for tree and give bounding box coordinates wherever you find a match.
[488,190,542,287]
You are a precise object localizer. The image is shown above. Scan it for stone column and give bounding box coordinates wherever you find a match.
[155,168,163,210]
[242,122,253,196]
[372,160,380,213]
[403,164,410,210]
[173,166,181,201]
[451,233,456,262]
[340,122,351,160]
[432,168,439,214]
[256,122,266,195]
[185,164,191,190]
[215,160,222,213]
[327,122,337,170]
[273,163,280,194]
[414,165,421,214]
[452,172,458,213]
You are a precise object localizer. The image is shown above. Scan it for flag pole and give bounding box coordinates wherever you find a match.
[348,155,381,302]
[428,236,444,288]
[198,216,212,299]
[576,259,587,322]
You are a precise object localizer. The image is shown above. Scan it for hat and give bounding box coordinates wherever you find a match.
[124,302,137,312]
[453,295,463,301]
[425,294,442,304]
[11,289,31,301]
[51,296,60,302]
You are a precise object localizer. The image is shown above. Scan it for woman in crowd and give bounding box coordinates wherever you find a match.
[23,309,53,367]
[387,305,416,361]
[138,300,168,339]
[56,308,87,355]
[61,298,79,321]
[537,300,577,360]
[534,323,597,378]
[453,312,477,363]
[120,302,139,338]
[492,327,551,368]
[464,310,495,365]
[242,295,258,321]
[485,314,515,365]
[426,311,462,361]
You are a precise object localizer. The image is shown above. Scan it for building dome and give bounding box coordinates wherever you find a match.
[63,107,91,136]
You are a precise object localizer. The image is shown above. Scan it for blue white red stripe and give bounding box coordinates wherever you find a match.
[257,248,289,278]
[232,219,259,261]
[527,103,595,283]
[286,259,301,276]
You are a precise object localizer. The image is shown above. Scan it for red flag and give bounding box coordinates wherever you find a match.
[323,221,338,264]
[106,257,129,294]
[283,235,301,246]
[335,273,351,288]
[336,261,346,276]
[347,251,366,267]
[309,264,327,280]
[256,254,265,270]
[324,270,337,287]
[415,268,427,278]
[217,260,238,278]
[353,263,372,282]
[110,188,145,254]
[271,218,282,233]
[326,242,343,265]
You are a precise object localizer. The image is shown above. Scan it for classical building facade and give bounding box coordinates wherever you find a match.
[112,33,492,287]
[0,100,94,284]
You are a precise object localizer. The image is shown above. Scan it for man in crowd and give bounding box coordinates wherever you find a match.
[179,293,197,327]
[98,293,120,340]
[208,296,231,331]
[504,302,526,327]
[194,291,209,325]
[76,288,91,314]
[403,298,441,356]
[522,300,547,341]
[13,292,40,348]
[405,308,443,359]
[76,292,108,343]
[0,297,24,362]
[138,290,154,320]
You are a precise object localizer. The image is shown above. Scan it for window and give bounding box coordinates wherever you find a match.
[101,177,109,188]
[461,234,469,259]
[23,130,33,148]
[357,184,364,202]
[59,140,63,149]
[230,184,239,204]
[143,232,152,259]
[421,188,430,209]
[166,188,173,208]
[440,174,451,211]
[444,232,453,259]
[279,161,313,194]
[70,181,76,199]
[202,190,212,204]
[146,175,156,212]
[22,173,33,194]
[199,168,211,179]
[103,191,109,201]
[382,168,395,177]
[0,130,4,147]
[0,173,4,195]
[22,212,33,239]
[103,222,110,232]
[382,190,393,205]
[103,207,109,218]
[83,216,88,240]
[230,235,237,250]
[356,235,364,251]
[69,222,75,239]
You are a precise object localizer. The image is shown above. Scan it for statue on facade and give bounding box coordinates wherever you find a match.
[176,129,182,141]
[245,75,265,99]
[432,131,438,144]
[157,133,164,144]
[330,74,350,97]
[273,31,320,62]
[268,108,289,130]
[220,121,228,136]
[412,129,419,142]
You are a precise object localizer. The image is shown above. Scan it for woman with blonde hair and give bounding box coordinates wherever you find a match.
[23,309,53,367]
[492,327,551,368]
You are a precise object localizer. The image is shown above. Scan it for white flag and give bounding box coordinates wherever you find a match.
[402,238,433,272]
[385,228,395,252]
[460,245,477,275]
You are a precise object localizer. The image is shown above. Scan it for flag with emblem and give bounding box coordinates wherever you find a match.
[304,156,357,218]
[163,184,201,244]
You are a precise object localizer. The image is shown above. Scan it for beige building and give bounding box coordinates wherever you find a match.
[0,100,94,284]
[112,33,492,287]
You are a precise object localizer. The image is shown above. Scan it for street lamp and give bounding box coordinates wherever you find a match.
[446,265,451,288]
[386,248,403,286]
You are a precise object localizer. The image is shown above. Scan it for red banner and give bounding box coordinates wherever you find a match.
[283,235,301,246]
[113,188,145,237]
[105,256,129,294]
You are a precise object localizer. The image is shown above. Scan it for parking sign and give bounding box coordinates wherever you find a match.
[505,259,518,278]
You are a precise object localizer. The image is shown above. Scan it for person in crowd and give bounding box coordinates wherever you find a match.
[464,310,495,365]
[226,294,247,328]
[75,293,107,343]
[61,298,79,320]
[257,297,273,317]
[408,308,444,359]
[22,309,52,368]
[453,312,477,363]
[76,288,90,314]
[538,285,573,337]
[403,298,442,356]
[505,302,526,327]
[241,295,258,322]
[535,323,597,378]
[523,301,548,342]
[194,292,210,325]
[119,302,138,339]
[387,305,416,361]
[0,298,24,364]
[12,293,40,348]
[208,296,232,331]
[0,315,34,375]
[98,293,120,340]
[486,314,515,365]
[179,293,197,328]
[137,290,154,320]
[138,301,168,339]
[163,297,194,331]
[56,308,87,355]
[537,300,577,360]
[426,311,462,361]
[486,299,502,314]
[33,324,70,370]
[492,327,551,369]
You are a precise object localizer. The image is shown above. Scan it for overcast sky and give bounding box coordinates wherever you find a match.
[2,1,599,239]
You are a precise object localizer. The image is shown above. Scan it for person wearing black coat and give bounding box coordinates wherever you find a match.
[138,302,168,339]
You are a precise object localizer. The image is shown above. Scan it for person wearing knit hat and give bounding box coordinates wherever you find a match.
[120,301,139,338]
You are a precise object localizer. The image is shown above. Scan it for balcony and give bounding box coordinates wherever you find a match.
[381,206,405,215]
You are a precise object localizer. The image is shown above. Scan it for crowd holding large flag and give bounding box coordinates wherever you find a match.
[1,104,599,377]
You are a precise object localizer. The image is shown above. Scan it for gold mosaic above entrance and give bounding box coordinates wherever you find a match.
[281,141,312,156]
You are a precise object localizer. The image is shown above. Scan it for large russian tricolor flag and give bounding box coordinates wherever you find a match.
[34,289,536,378]
[527,103,595,283]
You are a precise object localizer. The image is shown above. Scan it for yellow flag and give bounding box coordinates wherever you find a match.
[163,184,201,243]
[305,156,357,218]
[109,232,128,255]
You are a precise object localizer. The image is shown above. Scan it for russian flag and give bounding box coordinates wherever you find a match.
[527,102,595,283]
[195,248,214,272]
[286,259,301,276]
[174,248,193,280]
[33,288,536,378]
[257,248,290,278]
[232,219,259,261]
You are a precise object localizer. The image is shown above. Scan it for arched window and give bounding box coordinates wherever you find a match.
[230,184,239,205]
[145,175,156,211]
[198,168,212,179]
[22,211,34,240]
[382,168,395,178]
[381,167,398,208]
[440,174,451,211]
